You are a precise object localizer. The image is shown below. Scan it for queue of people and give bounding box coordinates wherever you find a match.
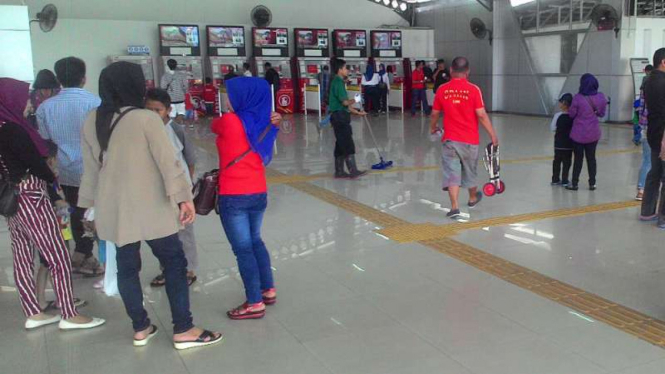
[0,54,286,350]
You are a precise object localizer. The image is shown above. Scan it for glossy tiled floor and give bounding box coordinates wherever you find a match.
[2,112,665,374]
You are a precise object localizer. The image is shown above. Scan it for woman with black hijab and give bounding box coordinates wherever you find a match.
[79,62,222,349]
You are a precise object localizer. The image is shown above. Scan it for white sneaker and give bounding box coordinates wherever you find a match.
[59,317,106,330]
[25,315,61,330]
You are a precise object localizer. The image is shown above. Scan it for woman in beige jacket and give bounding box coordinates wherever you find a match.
[79,62,222,350]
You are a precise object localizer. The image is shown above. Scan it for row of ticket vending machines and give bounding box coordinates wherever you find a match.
[109,25,438,116]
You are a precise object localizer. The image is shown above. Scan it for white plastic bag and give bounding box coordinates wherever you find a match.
[102,241,119,297]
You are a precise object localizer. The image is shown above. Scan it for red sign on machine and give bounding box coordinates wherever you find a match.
[276,78,295,114]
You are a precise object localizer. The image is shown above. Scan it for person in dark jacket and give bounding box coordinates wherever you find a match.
[264,62,281,98]
[550,93,574,186]
[640,48,665,224]
[432,59,451,94]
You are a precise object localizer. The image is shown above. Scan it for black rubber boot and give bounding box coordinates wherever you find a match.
[345,155,368,179]
[334,157,351,179]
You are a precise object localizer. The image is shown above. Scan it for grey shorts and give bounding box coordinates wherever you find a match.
[441,140,479,189]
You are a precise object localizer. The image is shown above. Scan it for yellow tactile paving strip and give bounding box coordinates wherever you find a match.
[423,238,665,347]
[265,147,641,185]
[271,167,665,348]
[378,200,641,243]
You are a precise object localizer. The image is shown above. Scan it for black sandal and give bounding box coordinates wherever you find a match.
[173,330,223,350]
[187,275,197,287]
[150,273,166,287]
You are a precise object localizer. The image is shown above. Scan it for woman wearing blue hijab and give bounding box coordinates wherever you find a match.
[566,73,607,191]
[361,63,380,115]
[211,77,280,320]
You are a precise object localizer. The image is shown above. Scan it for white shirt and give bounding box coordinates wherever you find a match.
[361,73,380,86]
[550,112,563,133]
[165,121,192,185]
[243,70,252,77]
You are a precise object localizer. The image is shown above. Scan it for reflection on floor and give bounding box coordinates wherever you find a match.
[2,112,665,374]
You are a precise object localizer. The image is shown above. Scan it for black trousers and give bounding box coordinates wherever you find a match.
[641,145,665,217]
[331,111,355,158]
[571,141,598,187]
[363,86,380,113]
[552,149,573,183]
[61,185,94,258]
[379,86,388,111]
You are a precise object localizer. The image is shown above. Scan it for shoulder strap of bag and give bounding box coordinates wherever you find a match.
[98,107,140,163]
[583,95,599,116]
[223,124,274,170]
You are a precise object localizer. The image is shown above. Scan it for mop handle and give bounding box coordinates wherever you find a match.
[362,115,388,158]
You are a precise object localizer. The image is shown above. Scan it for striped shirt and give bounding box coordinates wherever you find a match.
[36,88,101,187]
[161,71,189,103]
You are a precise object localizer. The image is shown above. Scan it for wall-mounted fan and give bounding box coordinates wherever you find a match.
[31,4,58,32]
[589,4,620,37]
[251,5,272,28]
[470,18,492,45]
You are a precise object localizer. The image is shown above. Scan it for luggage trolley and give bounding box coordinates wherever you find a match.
[482,143,505,197]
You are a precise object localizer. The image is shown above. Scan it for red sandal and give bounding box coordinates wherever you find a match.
[262,288,277,305]
[227,302,266,320]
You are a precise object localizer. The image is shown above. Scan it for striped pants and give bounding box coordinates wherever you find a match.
[7,175,78,319]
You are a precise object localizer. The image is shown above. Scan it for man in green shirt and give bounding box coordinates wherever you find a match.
[329,58,367,179]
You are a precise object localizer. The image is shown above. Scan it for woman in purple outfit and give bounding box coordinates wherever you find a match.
[566,74,607,191]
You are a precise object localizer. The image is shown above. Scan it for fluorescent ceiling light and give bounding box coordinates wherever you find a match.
[511,0,535,5]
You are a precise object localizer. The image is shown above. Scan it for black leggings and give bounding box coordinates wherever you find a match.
[331,111,355,158]
[552,149,573,183]
[572,141,598,187]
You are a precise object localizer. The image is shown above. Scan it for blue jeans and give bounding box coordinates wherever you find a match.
[116,234,193,334]
[638,137,652,189]
[218,194,274,304]
[411,88,430,115]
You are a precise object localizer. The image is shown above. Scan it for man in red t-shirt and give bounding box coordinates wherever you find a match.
[429,56,498,219]
[203,77,217,116]
[411,61,431,116]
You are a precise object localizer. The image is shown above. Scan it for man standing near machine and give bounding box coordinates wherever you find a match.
[161,59,189,123]
[264,62,281,98]
[411,60,430,116]
[432,59,450,94]
[36,57,104,276]
[429,57,498,219]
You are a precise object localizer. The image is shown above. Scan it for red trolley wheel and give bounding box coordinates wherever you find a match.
[483,182,496,197]
[497,181,506,194]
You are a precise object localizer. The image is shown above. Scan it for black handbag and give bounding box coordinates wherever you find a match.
[0,175,19,218]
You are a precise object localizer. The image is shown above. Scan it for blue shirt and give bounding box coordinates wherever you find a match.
[36,88,101,186]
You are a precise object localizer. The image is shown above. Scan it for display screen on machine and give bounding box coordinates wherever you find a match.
[160,25,200,47]
[253,28,289,48]
[208,26,245,48]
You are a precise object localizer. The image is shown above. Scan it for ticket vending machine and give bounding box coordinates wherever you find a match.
[371,30,405,112]
[206,25,248,114]
[251,27,294,114]
[332,29,368,101]
[108,54,157,91]
[158,24,204,104]
[409,58,438,110]
[292,28,331,116]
